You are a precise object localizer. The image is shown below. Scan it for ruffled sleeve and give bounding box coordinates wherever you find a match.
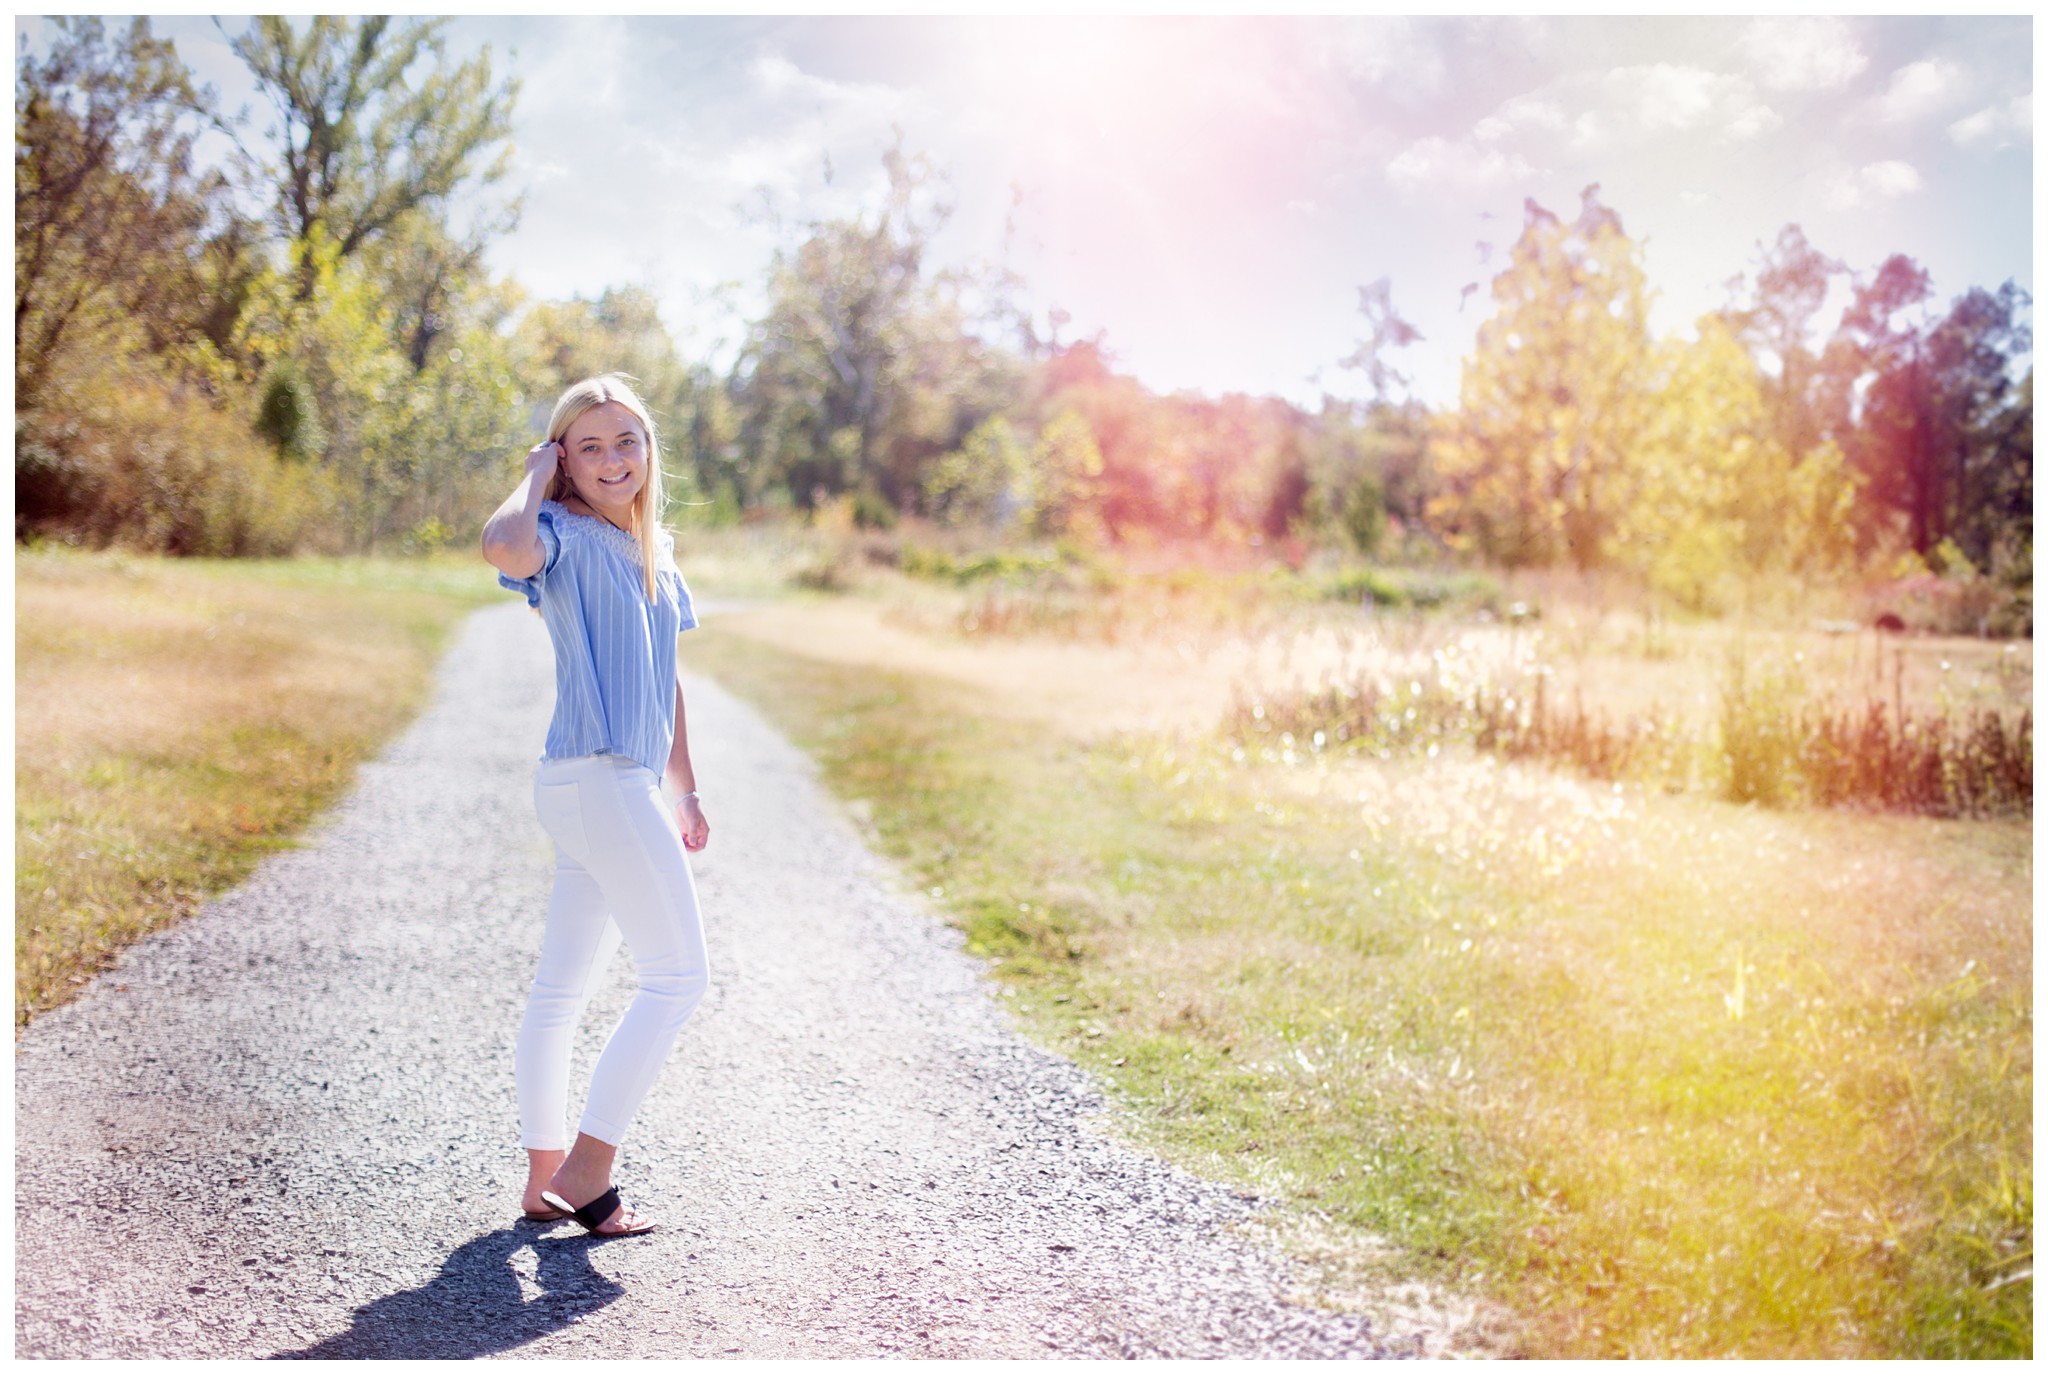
[496,505,564,609]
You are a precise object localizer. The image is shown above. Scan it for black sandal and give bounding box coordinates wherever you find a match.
[539,1186,656,1237]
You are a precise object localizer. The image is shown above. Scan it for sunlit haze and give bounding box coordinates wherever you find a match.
[32,13,2035,408]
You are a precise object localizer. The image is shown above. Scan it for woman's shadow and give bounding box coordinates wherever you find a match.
[273,1222,626,1359]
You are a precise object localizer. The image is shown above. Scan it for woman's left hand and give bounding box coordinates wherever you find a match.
[675,797,709,852]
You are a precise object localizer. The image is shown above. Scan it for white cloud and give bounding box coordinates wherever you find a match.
[1522,65,1780,151]
[1875,58,1969,126]
[1863,160,1923,197]
[707,52,927,207]
[1609,64,1779,139]
[1473,95,1564,145]
[1949,92,2033,149]
[1326,16,1447,99]
[1740,17,1867,92]
[515,16,636,123]
[1389,61,1777,201]
[1386,136,1536,195]
[1822,160,1925,209]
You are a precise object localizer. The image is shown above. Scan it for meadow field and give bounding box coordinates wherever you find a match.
[13,549,498,1025]
[676,528,2033,1358]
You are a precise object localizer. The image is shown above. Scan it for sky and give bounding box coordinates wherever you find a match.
[23,12,2038,409]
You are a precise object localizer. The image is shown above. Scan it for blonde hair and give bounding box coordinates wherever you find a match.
[545,374,666,602]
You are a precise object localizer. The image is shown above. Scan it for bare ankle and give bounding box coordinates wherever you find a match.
[553,1133,618,1192]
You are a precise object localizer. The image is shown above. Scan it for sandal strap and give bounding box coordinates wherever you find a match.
[570,1186,622,1231]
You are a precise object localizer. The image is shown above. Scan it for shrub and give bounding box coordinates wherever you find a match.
[1227,664,2031,819]
[792,547,854,592]
[1318,566,1504,613]
[1718,655,1805,808]
[899,542,1061,585]
[17,367,335,556]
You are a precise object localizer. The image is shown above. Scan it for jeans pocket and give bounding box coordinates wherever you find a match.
[533,781,590,863]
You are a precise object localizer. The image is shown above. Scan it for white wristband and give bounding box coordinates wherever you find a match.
[671,790,699,807]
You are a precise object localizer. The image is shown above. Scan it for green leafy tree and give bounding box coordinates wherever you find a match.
[521,285,751,522]
[1821,259,2032,563]
[214,17,525,550]
[227,226,525,551]
[1821,255,1940,555]
[731,142,974,515]
[1295,400,1392,556]
[1924,282,2032,570]
[1027,407,1105,540]
[924,414,1032,530]
[228,15,517,301]
[364,207,509,374]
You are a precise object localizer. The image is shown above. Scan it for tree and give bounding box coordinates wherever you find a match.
[1031,342,1167,541]
[1818,258,2031,562]
[14,18,317,554]
[365,208,504,374]
[1028,407,1106,540]
[1294,398,1431,557]
[229,16,517,300]
[924,414,1031,529]
[1720,224,1847,464]
[1822,254,1939,554]
[522,286,690,415]
[1430,186,1653,568]
[1618,316,1858,608]
[730,142,1004,516]
[1339,276,1424,405]
[14,17,234,412]
[1924,282,2032,570]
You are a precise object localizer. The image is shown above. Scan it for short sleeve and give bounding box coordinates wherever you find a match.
[656,529,698,634]
[496,507,563,609]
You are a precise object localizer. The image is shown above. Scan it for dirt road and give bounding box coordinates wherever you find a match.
[14,601,1399,1359]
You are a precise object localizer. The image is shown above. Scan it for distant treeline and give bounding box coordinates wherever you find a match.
[15,18,2034,613]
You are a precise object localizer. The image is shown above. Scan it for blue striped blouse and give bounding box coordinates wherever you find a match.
[498,500,698,777]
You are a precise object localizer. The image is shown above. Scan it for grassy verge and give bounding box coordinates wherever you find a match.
[681,612,2032,1358]
[14,548,499,1026]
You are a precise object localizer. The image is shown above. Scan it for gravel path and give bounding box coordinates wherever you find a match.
[15,601,1399,1360]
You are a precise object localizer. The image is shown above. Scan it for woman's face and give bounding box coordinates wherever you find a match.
[559,401,649,516]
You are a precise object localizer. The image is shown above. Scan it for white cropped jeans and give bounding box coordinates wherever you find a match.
[516,754,709,1149]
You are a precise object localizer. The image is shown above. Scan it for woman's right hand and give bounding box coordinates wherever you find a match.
[525,440,563,477]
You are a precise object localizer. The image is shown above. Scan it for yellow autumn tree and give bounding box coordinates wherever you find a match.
[1620,316,1863,608]
[1029,407,1106,540]
[1616,318,1758,607]
[1430,186,1653,569]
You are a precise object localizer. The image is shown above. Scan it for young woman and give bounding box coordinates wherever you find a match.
[480,374,710,1238]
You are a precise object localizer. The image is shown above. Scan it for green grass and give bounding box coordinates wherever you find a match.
[14,549,500,1026]
[680,619,2032,1358]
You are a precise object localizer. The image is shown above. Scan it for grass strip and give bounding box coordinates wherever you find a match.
[681,618,2031,1358]
[14,549,499,1026]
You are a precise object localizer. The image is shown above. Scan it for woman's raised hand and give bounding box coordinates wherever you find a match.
[482,441,565,578]
[525,439,564,476]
